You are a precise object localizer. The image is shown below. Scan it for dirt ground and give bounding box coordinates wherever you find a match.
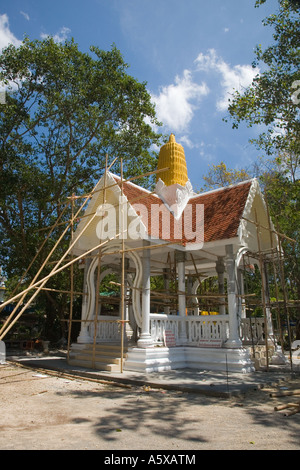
[0,361,299,452]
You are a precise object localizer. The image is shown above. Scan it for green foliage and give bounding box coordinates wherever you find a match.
[201,161,251,191]
[226,0,300,159]
[0,37,162,341]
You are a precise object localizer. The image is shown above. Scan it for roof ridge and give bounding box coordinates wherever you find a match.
[110,172,159,197]
[189,178,255,199]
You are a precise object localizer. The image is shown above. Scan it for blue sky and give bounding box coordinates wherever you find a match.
[0,0,277,189]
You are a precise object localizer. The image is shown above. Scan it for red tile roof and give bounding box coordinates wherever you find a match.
[114,176,252,246]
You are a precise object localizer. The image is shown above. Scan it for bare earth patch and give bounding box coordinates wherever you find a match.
[0,362,299,451]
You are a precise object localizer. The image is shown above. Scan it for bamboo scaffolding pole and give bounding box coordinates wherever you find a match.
[67,194,75,361]
[32,286,86,296]
[242,216,296,243]
[37,164,168,233]
[92,155,108,368]
[102,240,184,257]
[0,162,171,349]
[0,201,71,311]
[0,231,123,341]
[120,158,125,373]
[276,220,293,371]
[109,280,229,302]
[254,209,269,371]
[265,198,285,354]
[0,202,99,340]
[61,318,130,323]
[71,166,170,200]
[242,252,257,357]
[77,188,158,223]
[0,208,77,335]
[0,202,73,333]
[270,389,300,398]
[92,247,102,368]
[0,172,110,316]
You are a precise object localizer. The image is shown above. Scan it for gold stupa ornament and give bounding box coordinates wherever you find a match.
[156,133,188,187]
[155,134,194,220]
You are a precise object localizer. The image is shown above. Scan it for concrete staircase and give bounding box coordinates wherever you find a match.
[68,343,127,372]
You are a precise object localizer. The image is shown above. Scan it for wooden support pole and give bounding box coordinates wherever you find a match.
[0,174,107,315]
[120,158,125,373]
[254,210,269,370]
[0,201,72,335]
[0,232,122,340]
[67,194,75,361]
[276,220,293,371]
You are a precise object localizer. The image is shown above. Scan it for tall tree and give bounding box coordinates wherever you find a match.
[0,37,162,340]
[226,0,299,162]
[201,161,251,191]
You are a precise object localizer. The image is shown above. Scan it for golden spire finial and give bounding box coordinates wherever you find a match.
[156,133,188,186]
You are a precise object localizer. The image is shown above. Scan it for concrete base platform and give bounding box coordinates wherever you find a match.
[125,346,255,374]
[5,351,297,398]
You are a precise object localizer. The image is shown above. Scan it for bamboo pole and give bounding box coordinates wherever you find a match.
[276,220,293,371]
[120,158,125,373]
[0,173,108,315]
[92,154,108,367]
[67,194,75,361]
[271,389,300,397]
[0,232,123,340]
[0,203,99,340]
[69,166,170,201]
[0,202,72,335]
[102,239,184,257]
[32,286,86,296]
[0,162,170,343]
[0,201,71,311]
[242,216,296,243]
[265,198,285,354]
[92,248,102,368]
[254,209,269,371]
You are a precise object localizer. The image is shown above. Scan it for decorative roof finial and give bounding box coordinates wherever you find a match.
[155,134,193,219]
[156,133,188,187]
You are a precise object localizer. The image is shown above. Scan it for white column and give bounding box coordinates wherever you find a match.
[137,241,153,348]
[77,258,92,343]
[176,250,187,343]
[237,268,246,319]
[225,245,242,348]
[216,257,226,315]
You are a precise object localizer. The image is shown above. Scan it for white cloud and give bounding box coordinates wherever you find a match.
[0,14,22,50]
[20,11,30,21]
[151,69,209,132]
[195,48,259,111]
[40,26,71,43]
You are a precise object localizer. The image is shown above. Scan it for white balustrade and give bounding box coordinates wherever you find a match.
[86,314,265,347]
[240,318,266,345]
[88,315,122,343]
[150,314,229,346]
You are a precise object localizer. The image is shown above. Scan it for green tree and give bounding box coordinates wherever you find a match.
[226,0,300,161]
[0,37,162,342]
[224,0,300,339]
[201,161,251,191]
